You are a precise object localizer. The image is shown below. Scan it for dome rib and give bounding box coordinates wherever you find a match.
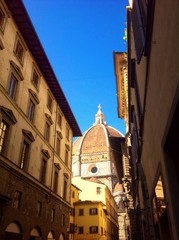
[101,123,110,148]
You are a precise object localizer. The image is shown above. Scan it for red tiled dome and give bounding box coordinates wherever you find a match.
[73,105,124,155]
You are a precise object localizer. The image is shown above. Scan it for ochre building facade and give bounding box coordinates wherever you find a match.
[0,1,81,240]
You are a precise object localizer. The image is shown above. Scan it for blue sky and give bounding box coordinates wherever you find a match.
[23,0,128,135]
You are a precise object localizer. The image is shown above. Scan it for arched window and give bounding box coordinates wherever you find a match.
[5,221,22,240]
[47,231,55,240]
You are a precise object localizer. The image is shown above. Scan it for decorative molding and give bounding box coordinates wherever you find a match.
[45,113,53,125]
[54,163,61,170]
[0,38,4,50]
[41,149,50,159]
[65,143,70,151]
[57,130,63,139]
[0,106,17,124]
[10,60,24,80]
[28,89,40,104]
[64,173,69,179]
[22,129,35,142]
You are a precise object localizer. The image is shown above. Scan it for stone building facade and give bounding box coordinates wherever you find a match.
[0,0,81,240]
[114,0,179,239]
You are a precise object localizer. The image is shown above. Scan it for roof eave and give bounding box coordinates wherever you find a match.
[5,0,81,137]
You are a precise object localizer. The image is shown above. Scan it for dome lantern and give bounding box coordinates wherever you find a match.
[94,104,106,125]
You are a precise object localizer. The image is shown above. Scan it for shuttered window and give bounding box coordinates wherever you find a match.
[131,0,147,63]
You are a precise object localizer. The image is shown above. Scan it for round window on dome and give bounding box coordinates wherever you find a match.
[91,166,98,173]
[88,164,98,174]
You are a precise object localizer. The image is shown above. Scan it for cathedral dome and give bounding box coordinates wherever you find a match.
[72,105,125,209]
[73,105,124,155]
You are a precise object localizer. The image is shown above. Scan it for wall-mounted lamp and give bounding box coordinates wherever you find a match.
[123,196,130,209]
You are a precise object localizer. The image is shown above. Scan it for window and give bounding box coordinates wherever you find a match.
[27,100,35,122]
[0,106,17,155]
[56,131,63,156]
[44,121,50,142]
[71,190,75,198]
[131,0,147,63]
[36,201,42,216]
[40,149,50,184]
[70,208,75,216]
[40,158,47,184]
[53,163,61,193]
[44,113,53,142]
[13,190,22,209]
[51,208,55,222]
[89,164,98,174]
[69,223,74,233]
[63,180,67,200]
[20,140,30,170]
[130,59,142,126]
[19,129,35,171]
[90,226,98,234]
[61,213,65,226]
[79,227,84,234]
[0,6,6,32]
[53,170,58,193]
[65,149,68,165]
[0,121,9,154]
[8,74,18,100]
[131,107,140,179]
[96,187,101,194]
[47,91,53,112]
[14,37,25,64]
[56,136,61,156]
[57,112,62,128]
[91,166,97,173]
[8,61,24,101]
[27,89,39,123]
[64,144,70,166]
[0,38,4,50]
[66,125,70,140]
[89,208,98,215]
[31,67,39,90]
[79,208,84,216]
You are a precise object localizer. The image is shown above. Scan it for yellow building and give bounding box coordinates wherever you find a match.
[0,0,81,239]
[74,201,106,240]
[72,177,119,240]
[69,184,81,240]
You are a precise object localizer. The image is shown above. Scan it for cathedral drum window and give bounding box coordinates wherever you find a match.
[88,164,98,174]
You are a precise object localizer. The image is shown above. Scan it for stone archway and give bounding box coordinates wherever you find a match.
[5,221,22,240]
[47,231,55,240]
[29,227,42,240]
[59,233,65,240]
